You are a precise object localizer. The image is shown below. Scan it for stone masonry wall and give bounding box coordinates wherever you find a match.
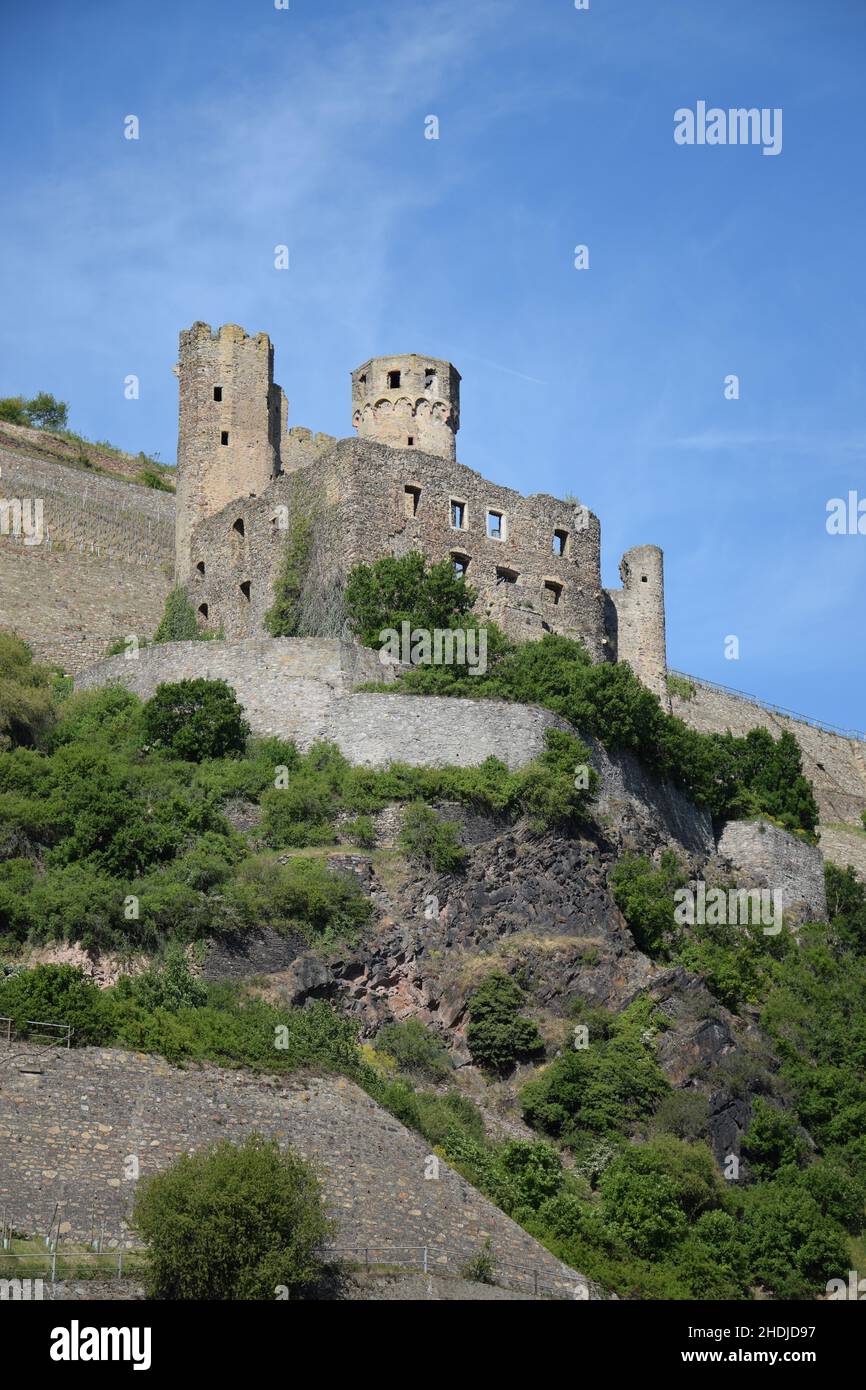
[186,436,609,654]
[0,546,171,676]
[0,447,174,672]
[671,678,866,828]
[0,1048,597,1298]
[0,448,175,563]
[716,818,827,923]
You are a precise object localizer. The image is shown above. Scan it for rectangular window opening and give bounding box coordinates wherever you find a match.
[450,500,466,529]
[553,528,569,556]
[451,552,470,579]
[487,509,504,540]
[220,431,229,446]
[544,581,562,606]
[404,485,421,517]
[213,386,223,402]
[240,581,251,602]
[496,567,518,585]
[388,369,402,389]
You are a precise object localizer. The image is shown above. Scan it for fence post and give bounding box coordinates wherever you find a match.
[534,1270,538,1296]
[50,1237,57,1283]
[423,1246,428,1275]
[118,1249,123,1278]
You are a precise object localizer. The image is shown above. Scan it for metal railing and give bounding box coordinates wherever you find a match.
[0,1017,72,1049]
[324,1244,593,1301]
[668,669,866,743]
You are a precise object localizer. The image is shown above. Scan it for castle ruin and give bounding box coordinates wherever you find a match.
[175,322,670,702]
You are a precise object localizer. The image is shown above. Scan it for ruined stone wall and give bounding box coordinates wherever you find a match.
[605,544,669,706]
[671,677,866,827]
[75,638,391,743]
[716,818,827,923]
[351,354,461,461]
[0,1048,596,1297]
[185,437,608,654]
[175,323,281,582]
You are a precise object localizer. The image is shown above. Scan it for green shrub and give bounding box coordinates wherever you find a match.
[520,1003,669,1142]
[153,587,219,644]
[343,814,376,848]
[610,851,686,956]
[465,971,543,1074]
[265,510,314,637]
[460,1237,495,1285]
[374,1018,451,1080]
[224,854,372,945]
[0,634,56,750]
[142,679,250,761]
[398,802,466,873]
[741,1179,849,1299]
[741,1098,807,1179]
[133,1134,334,1299]
[0,964,113,1044]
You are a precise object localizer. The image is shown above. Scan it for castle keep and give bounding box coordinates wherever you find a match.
[175,322,669,701]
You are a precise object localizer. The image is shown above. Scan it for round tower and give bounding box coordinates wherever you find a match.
[175,322,281,582]
[608,544,669,707]
[351,354,460,461]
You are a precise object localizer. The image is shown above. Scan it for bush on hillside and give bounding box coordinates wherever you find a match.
[142,679,250,761]
[133,1135,334,1299]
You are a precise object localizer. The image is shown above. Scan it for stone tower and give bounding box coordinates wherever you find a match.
[351,354,460,461]
[606,544,669,706]
[175,322,285,581]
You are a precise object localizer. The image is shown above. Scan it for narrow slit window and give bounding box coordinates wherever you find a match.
[450,500,466,530]
[213,386,223,402]
[220,430,229,446]
[487,509,504,540]
[407,436,414,447]
[388,369,402,389]
[233,517,245,537]
[240,581,251,602]
[553,528,568,556]
[404,485,421,517]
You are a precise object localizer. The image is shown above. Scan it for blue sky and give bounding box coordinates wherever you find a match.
[1,0,864,728]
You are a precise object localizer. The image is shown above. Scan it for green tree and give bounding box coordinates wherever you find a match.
[465,971,543,1074]
[142,679,250,761]
[345,551,477,648]
[0,396,30,425]
[133,1134,334,1299]
[25,392,68,431]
